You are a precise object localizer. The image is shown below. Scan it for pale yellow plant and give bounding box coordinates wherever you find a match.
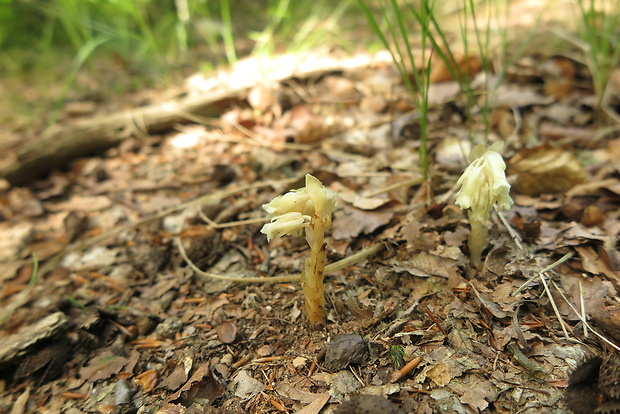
[261,174,336,329]
[455,142,513,264]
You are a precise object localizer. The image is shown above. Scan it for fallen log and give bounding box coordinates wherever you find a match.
[1,51,391,186]
[0,89,245,185]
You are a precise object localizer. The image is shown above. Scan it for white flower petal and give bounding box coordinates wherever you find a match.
[260,212,310,241]
[262,190,312,217]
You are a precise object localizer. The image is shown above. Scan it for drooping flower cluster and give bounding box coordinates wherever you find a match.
[455,142,513,264]
[261,174,336,242]
[261,174,337,328]
[456,142,513,221]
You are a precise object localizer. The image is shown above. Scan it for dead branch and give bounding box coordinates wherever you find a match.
[0,89,245,185]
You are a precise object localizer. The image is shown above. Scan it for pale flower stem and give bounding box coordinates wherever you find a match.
[302,215,327,329]
[260,174,336,329]
[468,212,488,265]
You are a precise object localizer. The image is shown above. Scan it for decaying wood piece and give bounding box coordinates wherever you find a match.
[0,312,68,368]
[0,89,245,185]
[1,51,391,185]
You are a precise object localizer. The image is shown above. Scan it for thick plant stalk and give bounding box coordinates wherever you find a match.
[301,174,334,328]
[467,214,488,265]
[302,216,327,328]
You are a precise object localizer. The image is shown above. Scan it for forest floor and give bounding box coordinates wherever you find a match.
[0,31,619,414]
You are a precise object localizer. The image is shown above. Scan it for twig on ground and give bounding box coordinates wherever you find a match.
[381,302,420,338]
[513,252,574,296]
[363,176,425,198]
[390,355,423,383]
[232,354,253,368]
[424,306,447,335]
[198,209,267,229]
[550,279,620,352]
[349,366,365,387]
[507,343,544,376]
[176,237,388,284]
[496,208,523,250]
[252,356,283,363]
[539,271,571,340]
[579,280,588,338]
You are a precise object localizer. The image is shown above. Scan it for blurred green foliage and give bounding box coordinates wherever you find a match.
[0,0,359,79]
[0,0,371,126]
[575,0,620,114]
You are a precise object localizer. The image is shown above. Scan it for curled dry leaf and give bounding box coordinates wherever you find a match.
[217,321,238,344]
[136,369,160,393]
[591,304,620,343]
[509,145,588,196]
[429,52,481,83]
[581,205,605,227]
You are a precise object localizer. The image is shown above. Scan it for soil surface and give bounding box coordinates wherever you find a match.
[0,46,619,414]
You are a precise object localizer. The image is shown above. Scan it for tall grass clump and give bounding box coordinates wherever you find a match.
[432,0,511,142]
[574,0,620,121]
[359,0,519,148]
[357,0,433,178]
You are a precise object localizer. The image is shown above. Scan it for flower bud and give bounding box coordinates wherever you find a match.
[456,142,513,223]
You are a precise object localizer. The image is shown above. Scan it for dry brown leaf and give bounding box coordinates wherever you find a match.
[170,362,225,402]
[591,304,620,343]
[321,75,358,98]
[247,81,281,114]
[154,403,187,414]
[543,58,576,100]
[295,393,330,414]
[232,370,266,400]
[332,204,394,240]
[454,376,498,411]
[159,360,191,391]
[574,245,620,287]
[544,78,574,99]
[78,351,129,383]
[491,109,516,140]
[581,205,605,226]
[470,282,508,319]
[556,222,608,246]
[426,361,460,387]
[509,145,589,195]
[389,251,461,279]
[360,95,388,113]
[493,85,555,107]
[194,293,230,320]
[136,369,160,393]
[429,52,481,83]
[434,136,469,167]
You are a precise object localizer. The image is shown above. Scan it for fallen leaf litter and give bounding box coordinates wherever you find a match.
[0,49,618,414]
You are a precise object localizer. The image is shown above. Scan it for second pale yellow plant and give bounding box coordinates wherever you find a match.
[455,142,513,264]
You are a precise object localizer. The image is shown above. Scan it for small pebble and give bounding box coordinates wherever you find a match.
[156,317,182,338]
[317,334,370,372]
[114,380,136,414]
[332,394,405,414]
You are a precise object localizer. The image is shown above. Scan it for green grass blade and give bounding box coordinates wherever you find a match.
[220,0,237,63]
